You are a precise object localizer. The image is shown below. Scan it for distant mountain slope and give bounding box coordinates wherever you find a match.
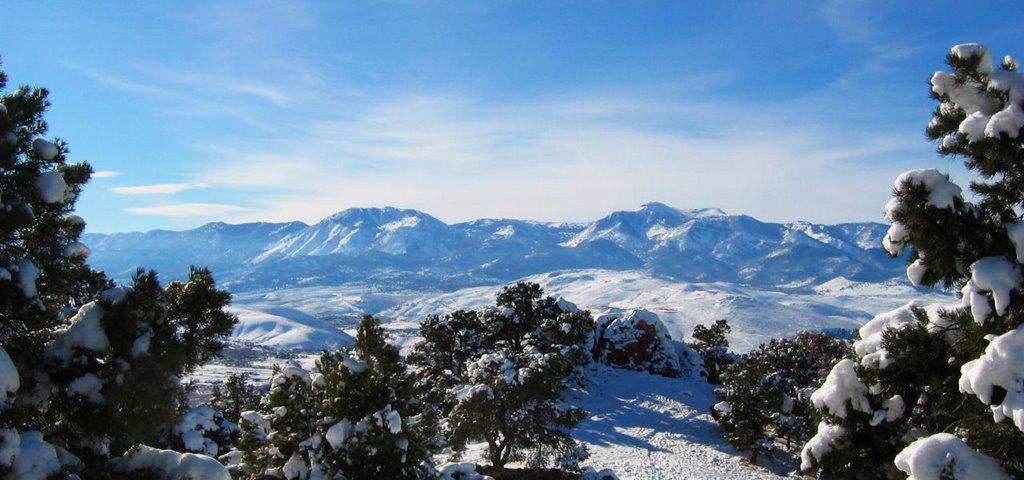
[83,221,307,280]
[377,269,953,351]
[253,207,454,262]
[228,305,355,351]
[83,203,902,292]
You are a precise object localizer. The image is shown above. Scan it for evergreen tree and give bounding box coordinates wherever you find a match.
[317,315,437,480]
[211,373,262,425]
[0,61,95,457]
[0,62,237,478]
[803,44,1024,478]
[409,309,485,415]
[445,282,590,469]
[688,319,734,384]
[236,316,438,479]
[712,356,782,464]
[167,403,241,458]
[236,364,319,479]
[712,332,848,464]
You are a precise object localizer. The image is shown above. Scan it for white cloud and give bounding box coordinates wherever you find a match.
[125,203,247,218]
[225,82,290,107]
[92,171,121,179]
[111,183,208,195]
[194,93,937,227]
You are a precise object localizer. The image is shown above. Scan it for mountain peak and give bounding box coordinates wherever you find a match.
[639,202,677,213]
[637,203,726,219]
[320,206,443,226]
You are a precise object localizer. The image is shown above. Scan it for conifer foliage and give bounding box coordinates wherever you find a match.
[802,44,1024,479]
[688,319,734,384]
[412,282,592,470]
[408,309,485,414]
[210,373,262,424]
[235,315,437,479]
[712,332,848,464]
[0,63,237,478]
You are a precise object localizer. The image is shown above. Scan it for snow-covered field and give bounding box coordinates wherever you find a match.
[187,268,959,479]
[568,365,790,479]
[193,358,792,479]
[228,269,955,353]
[380,269,956,352]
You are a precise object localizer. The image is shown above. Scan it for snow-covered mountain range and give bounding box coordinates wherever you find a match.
[82,203,951,354]
[84,202,901,293]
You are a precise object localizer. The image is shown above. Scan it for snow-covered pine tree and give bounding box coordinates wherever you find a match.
[168,403,241,458]
[42,267,237,475]
[446,282,590,469]
[689,319,734,384]
[713,332,848,464]
[317,315,437,480]
[409,309,486,416]
[210,373,262,424]
[769,332,849,452]
[236,316,437,479]
[801,44,1024,479]
[0,63,237,479]
[713,354,782,464]
[236,364,319,479]
[0,64,96,469]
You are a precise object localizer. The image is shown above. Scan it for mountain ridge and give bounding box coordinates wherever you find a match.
[82,203,903,293]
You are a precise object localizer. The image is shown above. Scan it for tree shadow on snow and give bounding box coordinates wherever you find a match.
[569,366,739,457]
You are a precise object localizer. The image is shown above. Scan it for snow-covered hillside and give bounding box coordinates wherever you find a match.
[83,203,903,291]
[378,269,953,352]
[228,305,355,350]
[569,365,788,479]
[220,269,955,353]
[191,356,792,479]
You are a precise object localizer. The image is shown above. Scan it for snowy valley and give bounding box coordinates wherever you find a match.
[81,203,954,479]
[83,203,949,353]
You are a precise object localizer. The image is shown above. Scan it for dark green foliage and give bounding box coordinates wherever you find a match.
[764,332,850,449]
[236,316,438,479]
[806,313,958,476]
[713,332,849,464]
[237,364,319,479]
[318,315,437,480]
[409,309,486,413]
[806,46,1024,478]
[41,267,236,472]
[0,63,238,478]
[437,282,591,469]
[165,266,236,370]
[483,283,594,365]
[0,61,96,406]
[713,359,782,464]
[689,319,735,384]
[211,373,262,424]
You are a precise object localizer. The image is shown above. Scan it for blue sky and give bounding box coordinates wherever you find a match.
[1,1,1020,233]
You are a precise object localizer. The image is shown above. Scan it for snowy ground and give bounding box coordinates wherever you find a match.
[192,356,794,480]
[379,270,955,352]
[190,269,957,478]
[568,365,791,479]
[229,269,955,354]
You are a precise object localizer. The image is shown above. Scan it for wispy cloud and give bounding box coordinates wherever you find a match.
[224,82,290,107]
[111,183,208,195]
[78,67,290,134]
[92,171,121,179]
[193,91,935,226]
[80,69,174,98]
[125,203,247,218]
